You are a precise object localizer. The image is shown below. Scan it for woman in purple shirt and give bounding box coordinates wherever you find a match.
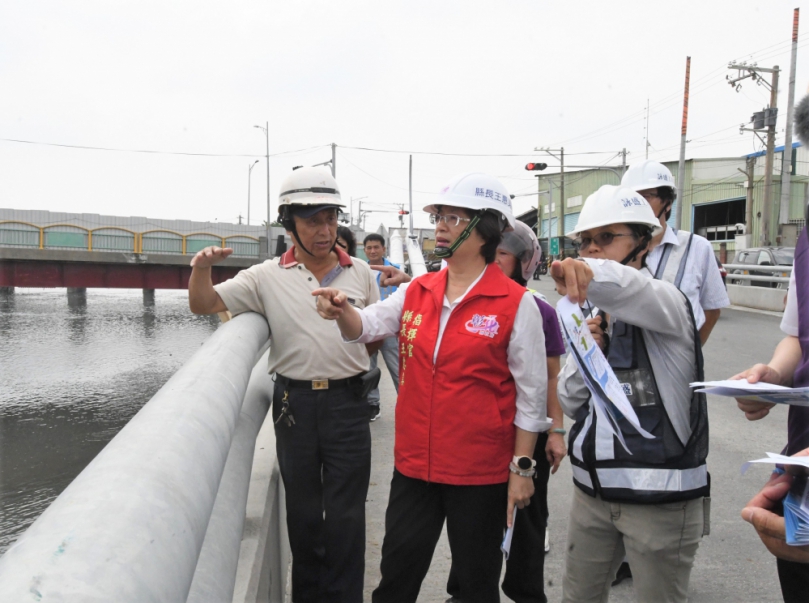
[446,221,566,603]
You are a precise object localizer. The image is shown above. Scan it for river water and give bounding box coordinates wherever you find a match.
[0,288,219,554]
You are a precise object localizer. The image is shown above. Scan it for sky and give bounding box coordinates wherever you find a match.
[2,0,809,233]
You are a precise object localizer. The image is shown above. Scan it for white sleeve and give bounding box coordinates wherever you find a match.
[583,258,692,337]
[558,354,590,419]
[781,271,799,336]
[695,238,730,310]
[350,283,408,343]
[509,292,551,433]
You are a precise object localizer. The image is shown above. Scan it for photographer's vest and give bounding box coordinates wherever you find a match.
[788,225,809,454]
[394,265,525,485]
[568,293,710,504]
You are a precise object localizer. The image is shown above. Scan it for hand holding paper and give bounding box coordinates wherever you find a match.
[691,380,809,408]
[742,449,809,560]
[557,296,654,455]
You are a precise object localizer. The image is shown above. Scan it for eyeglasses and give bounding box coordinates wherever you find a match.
[574,232,633,251]
[428,213,472,227]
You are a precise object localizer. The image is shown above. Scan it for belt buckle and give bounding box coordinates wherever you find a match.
[312,379,329,390]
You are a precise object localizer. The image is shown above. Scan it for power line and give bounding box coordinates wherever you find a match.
[551,35,809,148]
[0,137,329,158]
[340,144,616,157]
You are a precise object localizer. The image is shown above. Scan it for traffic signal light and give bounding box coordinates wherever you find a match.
[525,162,548,171]
[398,210,410,215]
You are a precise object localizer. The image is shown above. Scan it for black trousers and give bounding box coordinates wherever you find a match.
[447,433,551,603]
[272,383,371,603]
[777,557,809,603]
[372,469,508,603]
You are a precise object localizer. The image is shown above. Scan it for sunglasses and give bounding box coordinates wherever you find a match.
[574,232,633,251]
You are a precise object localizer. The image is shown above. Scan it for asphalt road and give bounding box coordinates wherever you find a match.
[363,276,791,602]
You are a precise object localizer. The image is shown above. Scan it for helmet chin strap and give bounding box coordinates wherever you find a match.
[619,233,652,266]
[433,214,481,259]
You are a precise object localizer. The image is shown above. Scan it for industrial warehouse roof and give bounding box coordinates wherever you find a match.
[745,141,802,159]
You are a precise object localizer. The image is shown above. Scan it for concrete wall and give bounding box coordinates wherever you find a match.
[727,284,788,312]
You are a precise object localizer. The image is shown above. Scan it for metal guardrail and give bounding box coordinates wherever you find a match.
[0,313,276,603]
[0,221,261,257]
[723,263,792,286]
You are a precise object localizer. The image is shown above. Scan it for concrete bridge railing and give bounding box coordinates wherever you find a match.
[0,313,289,603]
[724,263,791,313]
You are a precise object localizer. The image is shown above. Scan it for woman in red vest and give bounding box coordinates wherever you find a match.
[314,172,551,603]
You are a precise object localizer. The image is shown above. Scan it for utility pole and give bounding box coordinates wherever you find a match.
[780,8,800,228]
[621,148,627,176]
[645,99,650,159]
[534,147,564,258]
[676,56,691,231]
[738,156,756,238]
[331,143,337,177]
[728,61,780,246]
[351,196,368,227]
[559,148,564,252]
[253,123,271,253]
[765,68,781,245]
[247,159,259,226]
[408,154,414,234]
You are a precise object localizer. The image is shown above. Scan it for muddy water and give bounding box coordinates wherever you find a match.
[0,288,219,554]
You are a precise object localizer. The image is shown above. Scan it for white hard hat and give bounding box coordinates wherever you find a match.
[620,160,675,193]
[498,221,541,281]
[566,185,662,239]
[278,167,345,211]
[423,172,516,231]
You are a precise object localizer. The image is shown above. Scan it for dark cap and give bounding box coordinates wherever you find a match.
[291,204,341,219]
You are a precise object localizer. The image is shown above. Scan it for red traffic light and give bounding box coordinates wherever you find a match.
[525,162,548,171]
[398,210,410,215]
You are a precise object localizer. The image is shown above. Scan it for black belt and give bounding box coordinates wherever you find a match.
[275,373,362,391]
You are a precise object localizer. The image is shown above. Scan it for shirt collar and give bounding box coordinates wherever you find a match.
[279,245,354,269]
[660,225,679,246]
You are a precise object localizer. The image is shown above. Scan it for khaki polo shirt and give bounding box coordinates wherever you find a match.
[214,247,379,380]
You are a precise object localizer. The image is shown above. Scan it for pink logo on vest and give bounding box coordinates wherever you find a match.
[465,314,500,338]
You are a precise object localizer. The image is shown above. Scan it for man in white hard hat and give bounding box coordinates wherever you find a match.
[187,166,379,603]
[621,159,729,345]
[553,185,709,603]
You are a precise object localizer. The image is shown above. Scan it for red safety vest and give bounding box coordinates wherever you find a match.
[395,264,525,485]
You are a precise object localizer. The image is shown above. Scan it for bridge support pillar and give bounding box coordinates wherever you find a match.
[67,287,87,309]
[259,236,269,261]
[143,288,155,306]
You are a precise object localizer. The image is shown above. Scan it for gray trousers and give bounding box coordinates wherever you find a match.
[562,487,705,603]
[367,336,400,406]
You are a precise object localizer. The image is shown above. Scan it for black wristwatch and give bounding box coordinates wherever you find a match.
[513,455,535,471]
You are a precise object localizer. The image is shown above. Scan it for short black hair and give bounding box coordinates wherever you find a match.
[337,226,357,257]
[475,211,503,264]
[363,233,386,247]
[657,187,676,221]
[626,223,654,268]
[509,261,527,287]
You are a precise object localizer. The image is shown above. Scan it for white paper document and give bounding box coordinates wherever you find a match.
[691,379,809,407]
[501,509,516,559]
[742,452,809,546]
[556,297,654,454]
[741,452,809,473]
